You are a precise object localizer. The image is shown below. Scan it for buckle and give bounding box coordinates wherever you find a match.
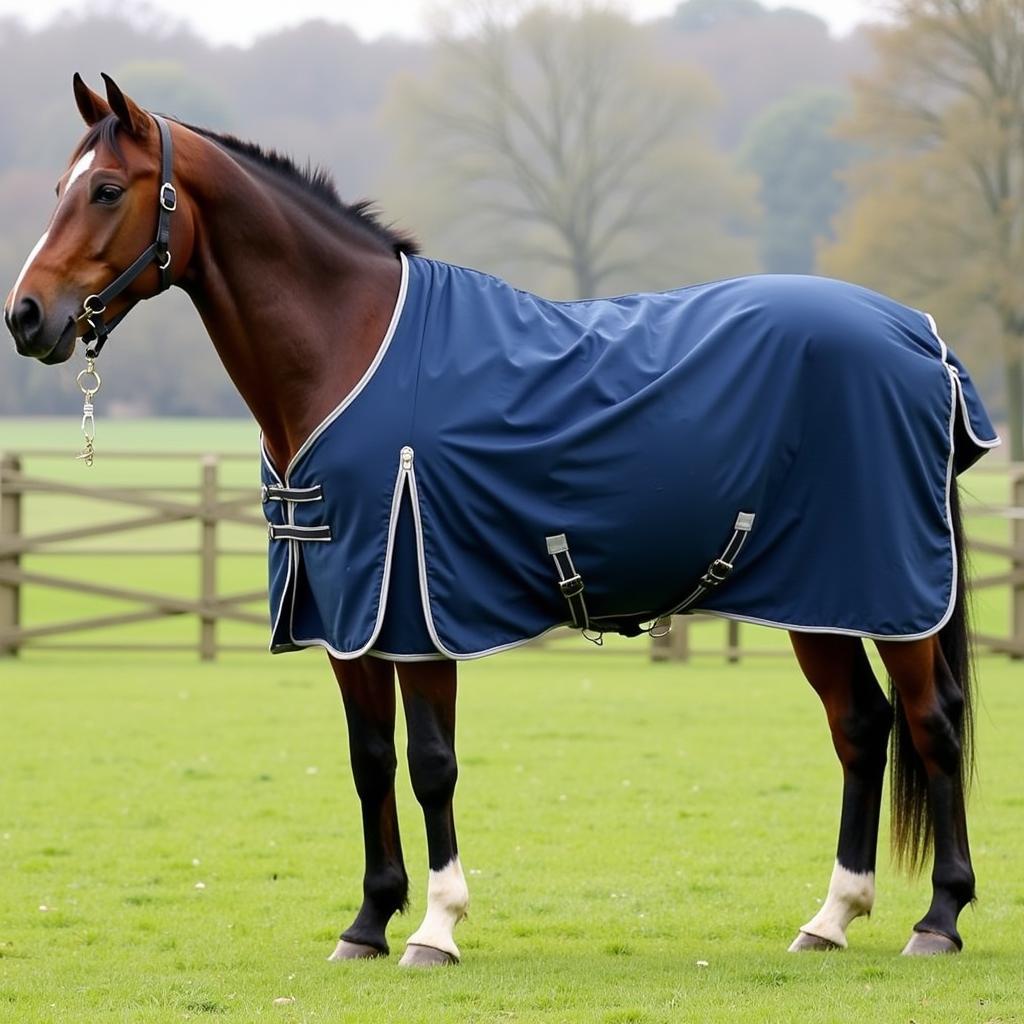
[76,294,106,322]
[559,574,584,599]
[701,559,733,586]
[160,182,177,211]
[260,484,269,503]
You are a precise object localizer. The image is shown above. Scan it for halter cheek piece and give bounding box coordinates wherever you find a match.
[75,114,177,358]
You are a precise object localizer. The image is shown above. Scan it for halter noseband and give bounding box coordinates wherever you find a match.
[76,114,177,358]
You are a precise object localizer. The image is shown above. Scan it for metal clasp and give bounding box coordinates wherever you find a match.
[75,358,102,467]
[76,360,101,400]
[648,615,673,639]
[701,558,733,586]
[160,182,177,211]
[76,294,106,324]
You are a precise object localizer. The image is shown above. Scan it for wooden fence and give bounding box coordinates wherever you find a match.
[0,450,1021,661]
[0,450,267,659]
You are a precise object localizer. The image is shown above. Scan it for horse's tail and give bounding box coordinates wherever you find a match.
[889,475,975,872]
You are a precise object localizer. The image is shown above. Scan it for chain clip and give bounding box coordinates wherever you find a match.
[75,358,102,467]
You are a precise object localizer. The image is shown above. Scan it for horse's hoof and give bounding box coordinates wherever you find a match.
[901,930,960,956]
[327,939,387,961]
[788,930,842,952]
[399,943,459,968]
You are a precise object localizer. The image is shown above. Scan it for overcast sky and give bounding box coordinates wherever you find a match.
[0,0,885,46]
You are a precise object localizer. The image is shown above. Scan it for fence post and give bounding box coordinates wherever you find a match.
[651,615,690,662]
[1013,469,1024,660]
[726,620,741,663]
[199,455,219,661]
[0,454,22,657]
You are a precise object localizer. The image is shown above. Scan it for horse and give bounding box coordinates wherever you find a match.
[4,75,1000,966]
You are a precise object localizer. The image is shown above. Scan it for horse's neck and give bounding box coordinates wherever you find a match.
[178,146,402,469]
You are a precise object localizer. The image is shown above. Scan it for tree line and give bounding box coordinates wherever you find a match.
[0,0,1019,456]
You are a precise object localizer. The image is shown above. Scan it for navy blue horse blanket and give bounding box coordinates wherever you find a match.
[261,254,999,660]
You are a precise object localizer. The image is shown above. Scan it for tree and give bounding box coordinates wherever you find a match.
[385,4,758,299]
[662,0,870,149]
[740,90,857,274]
[822,0,1024,458]
[673,0,768,31]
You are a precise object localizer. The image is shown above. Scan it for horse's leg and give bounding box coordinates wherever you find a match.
[396,660,468,967]
[788,632,893,951]
[876,637,975,955]
[327,654,408,961]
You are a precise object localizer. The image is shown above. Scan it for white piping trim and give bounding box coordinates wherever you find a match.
[286,455,412,659]
[283,252,409,480]
[367,649,448,662]
[404,458,576,660]
[275,446,569,661]
[290,623,567,662]
[261,442,294,653]
[696,362,963,643]
[261,283,991,658]
[260,255,409,657]
[924,313,1000,449]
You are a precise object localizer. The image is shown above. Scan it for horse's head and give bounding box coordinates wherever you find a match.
[4,74,190,363]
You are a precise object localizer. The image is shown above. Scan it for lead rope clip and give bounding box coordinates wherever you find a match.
[75,358,102,467]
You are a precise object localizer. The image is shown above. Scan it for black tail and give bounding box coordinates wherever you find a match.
[889,476,975,872]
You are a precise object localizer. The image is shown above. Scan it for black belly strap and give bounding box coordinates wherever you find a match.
[546,510,755,640]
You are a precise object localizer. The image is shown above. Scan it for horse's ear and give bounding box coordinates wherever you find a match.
[101,73,149,138]
[73,73,111,126]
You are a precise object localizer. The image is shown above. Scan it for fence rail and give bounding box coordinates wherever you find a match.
[0,450,267,659]
[1,451,1022,661]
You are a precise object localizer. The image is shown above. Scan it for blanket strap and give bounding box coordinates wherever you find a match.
[261,484,324,503]
[268,523,332,542]
[660,511,756,621]
[545,534,592,634]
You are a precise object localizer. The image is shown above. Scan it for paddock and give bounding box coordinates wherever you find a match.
[1,648,1021,1022]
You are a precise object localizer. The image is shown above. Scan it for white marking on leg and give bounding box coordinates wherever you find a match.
[797,861,875,948]
[405,857,469,959]
[7,231,49,312]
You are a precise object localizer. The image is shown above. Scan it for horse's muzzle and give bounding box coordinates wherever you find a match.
[5,298,77,363]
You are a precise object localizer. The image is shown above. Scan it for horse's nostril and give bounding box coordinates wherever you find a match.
[9,296,44,344]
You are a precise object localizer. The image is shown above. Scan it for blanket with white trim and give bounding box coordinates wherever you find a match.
[261,254,999,660]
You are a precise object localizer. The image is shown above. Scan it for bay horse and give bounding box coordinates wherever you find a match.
[4,75,999,965]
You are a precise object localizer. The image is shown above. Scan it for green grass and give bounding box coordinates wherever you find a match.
[1,649,1022,1023]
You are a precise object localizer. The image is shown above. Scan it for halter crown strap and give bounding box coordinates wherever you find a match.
[79,114,177,358]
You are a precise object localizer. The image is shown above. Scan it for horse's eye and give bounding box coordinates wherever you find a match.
[93,184,124,205]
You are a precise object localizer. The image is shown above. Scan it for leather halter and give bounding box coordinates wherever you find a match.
[76,114,177,358]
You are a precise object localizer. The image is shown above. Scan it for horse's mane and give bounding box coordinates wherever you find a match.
[76,114,419,257]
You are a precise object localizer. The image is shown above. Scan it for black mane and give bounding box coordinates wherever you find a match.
[77,114,419,256]
[184,123,419,256]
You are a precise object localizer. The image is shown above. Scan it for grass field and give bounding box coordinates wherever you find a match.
[1,649,1022,1024]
